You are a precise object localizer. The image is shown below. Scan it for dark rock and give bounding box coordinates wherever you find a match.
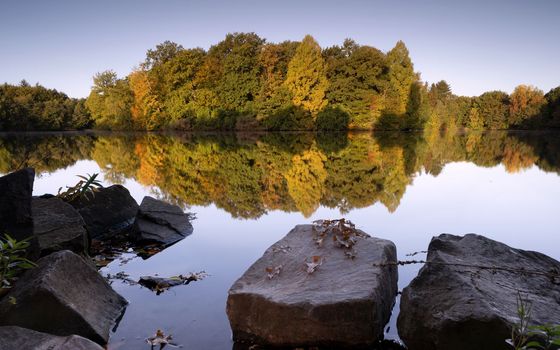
[0,168,37,258]
[131,196,193,245]
[32,196,87,256]
[70,185,138,240]
[0,326,103,350]
[226,224,398,348]
[0,250,127,345]
[398,234,560,350]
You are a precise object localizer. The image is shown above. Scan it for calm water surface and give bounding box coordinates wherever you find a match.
[1,130,559,349]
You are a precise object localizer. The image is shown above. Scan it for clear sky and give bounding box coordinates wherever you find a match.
[1,0,559,98]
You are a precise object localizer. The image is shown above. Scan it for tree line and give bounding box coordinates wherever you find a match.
[1,33,559,131]
[0,81,90,130]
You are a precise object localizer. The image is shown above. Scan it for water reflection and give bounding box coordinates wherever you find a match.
[1,130,559,219]
[1,130,560,349]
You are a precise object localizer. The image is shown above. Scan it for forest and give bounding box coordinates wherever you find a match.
[1,33,559,131]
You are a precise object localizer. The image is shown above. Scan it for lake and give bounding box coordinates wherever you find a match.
[1,130,559,349]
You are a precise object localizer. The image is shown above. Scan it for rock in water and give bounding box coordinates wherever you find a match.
[0,168,38,257]
[32,196,87,256]
[0,250,127,345]
[0,326,103,350]
[226,223,398,348]
[398,234,560,350]
[70,185,138,240]
[131,196,193,246]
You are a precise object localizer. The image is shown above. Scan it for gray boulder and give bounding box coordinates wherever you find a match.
[70,184,138,240]
[0,168,38,258]
[131,196,193,245]
[227,223,398,348]
[0,250,127,345]
[32,196,87,256]
[0,326,103,350]
[398,234,560,350]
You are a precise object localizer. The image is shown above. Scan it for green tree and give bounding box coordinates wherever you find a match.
[85,70,133,129]
[256,41,299,119]
[324,39,388,128]
[543,86,560,127]
[476,91,510,129]
[211,33,265,113]
[142,40,184,70]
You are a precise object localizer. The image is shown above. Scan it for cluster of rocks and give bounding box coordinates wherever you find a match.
[226,226,560,349]
[0,168,195,348]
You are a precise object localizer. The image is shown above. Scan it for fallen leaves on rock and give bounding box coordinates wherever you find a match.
[306,255,323,274]
[265,265,282,279]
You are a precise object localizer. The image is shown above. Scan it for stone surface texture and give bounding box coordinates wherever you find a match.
[0,326,103,350]
[227,224,398,348]
[0,168,37,257]
[70,184,138,240]
[0,250,127,345]
[32,196,87,256]
[131,196,193,245]
[398,233,560,350]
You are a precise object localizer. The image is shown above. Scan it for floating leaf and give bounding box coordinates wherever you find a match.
[146,329,178,349]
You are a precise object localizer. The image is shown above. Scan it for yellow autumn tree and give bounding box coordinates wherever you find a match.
[509,85,545,127]
[129,69,164,130]
[285,35,328,116]
[285,148,327,217]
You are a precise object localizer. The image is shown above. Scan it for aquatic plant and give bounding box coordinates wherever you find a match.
[57,173,103,202]
[0,234,36,290]
[507,292,560,350]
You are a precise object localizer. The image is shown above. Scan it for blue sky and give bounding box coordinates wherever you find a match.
[1,0,559,98]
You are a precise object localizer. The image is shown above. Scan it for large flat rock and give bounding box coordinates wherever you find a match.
[32,196,87,256]
[70,184,139,240]
[398,234,560,350]
[0,250,127,345]
[227,223,398,348]
[0,326,103,350]
[131,196,193,246]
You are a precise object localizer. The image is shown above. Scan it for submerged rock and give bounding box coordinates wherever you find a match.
[226,223,398,348]
[0,250,127,345]
[70,184,138,240]
[138,272,207,294]
[0,326,103,350]
[32,196,87,256]
[131,196,193,246]
[0,168,37,257]
[398,234,560,350]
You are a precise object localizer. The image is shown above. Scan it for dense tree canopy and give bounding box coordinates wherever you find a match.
[0,81,91,130]
[1,33,559,131]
